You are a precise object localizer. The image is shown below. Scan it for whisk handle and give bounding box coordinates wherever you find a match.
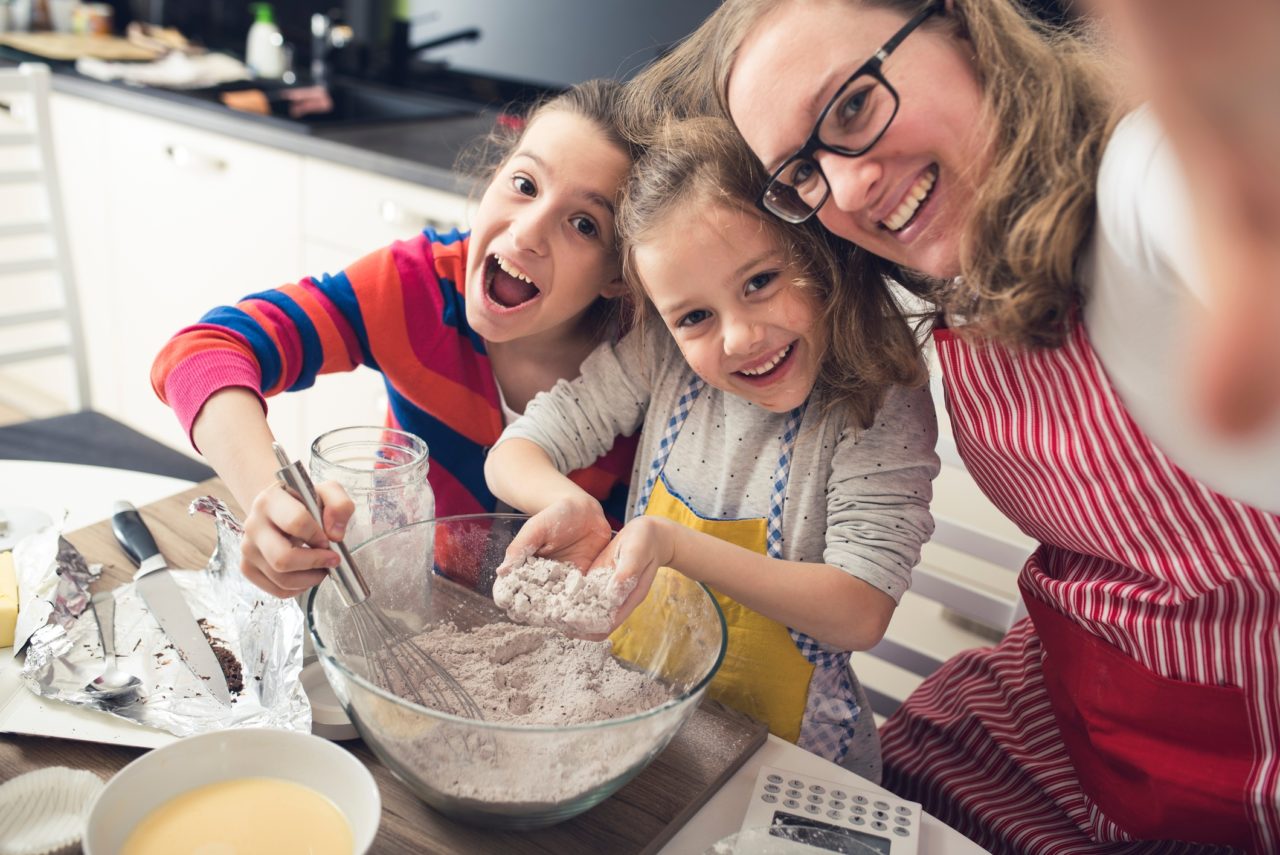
[272,443,371,607]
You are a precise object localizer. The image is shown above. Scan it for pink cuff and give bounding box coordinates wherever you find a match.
[163,350,267,450]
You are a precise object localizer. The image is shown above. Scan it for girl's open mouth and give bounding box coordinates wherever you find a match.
[735,342,795,383]
[485,254,542,308]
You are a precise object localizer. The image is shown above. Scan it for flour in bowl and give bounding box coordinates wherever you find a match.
[408,621,669,724]
[367,621,680,806]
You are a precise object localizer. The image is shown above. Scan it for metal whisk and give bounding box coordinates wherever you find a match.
[272,443,486,720]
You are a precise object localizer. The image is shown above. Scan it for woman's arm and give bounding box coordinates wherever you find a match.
[1099,0,1280,434]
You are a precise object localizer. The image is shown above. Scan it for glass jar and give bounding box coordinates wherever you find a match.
[309,426,433,549]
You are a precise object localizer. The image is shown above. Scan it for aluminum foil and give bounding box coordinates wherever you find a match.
[16,497,310,737]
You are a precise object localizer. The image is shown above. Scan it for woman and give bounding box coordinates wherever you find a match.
[632,0,1280,851]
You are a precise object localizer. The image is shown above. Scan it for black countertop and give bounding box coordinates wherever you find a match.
[3,51,492,195]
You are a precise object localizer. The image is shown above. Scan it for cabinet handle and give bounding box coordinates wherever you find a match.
[379,199,453,233]
[165,144,228,173]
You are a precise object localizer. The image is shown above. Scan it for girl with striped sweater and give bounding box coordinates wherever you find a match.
[151,80,639,598]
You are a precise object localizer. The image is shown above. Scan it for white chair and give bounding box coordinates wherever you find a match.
[0,62,91,415]
[854,395,1035,721]
[0,64,213,481]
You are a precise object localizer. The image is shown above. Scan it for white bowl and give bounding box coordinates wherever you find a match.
[83,728,380,854]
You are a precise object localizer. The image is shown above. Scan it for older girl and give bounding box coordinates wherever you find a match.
[485,118,938,782]
[151,80,638,597]
[639,0,1280,851]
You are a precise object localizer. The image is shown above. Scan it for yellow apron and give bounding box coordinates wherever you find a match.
[615,376,863,764]
[638,476,815,742]
[611,374,824,743]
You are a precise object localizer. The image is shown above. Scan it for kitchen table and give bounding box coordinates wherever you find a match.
[0,465,988,854]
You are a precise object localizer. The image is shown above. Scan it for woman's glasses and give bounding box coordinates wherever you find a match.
[759,2,942,224]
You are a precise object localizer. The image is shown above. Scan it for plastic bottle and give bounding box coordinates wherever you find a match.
[245,3,286,79]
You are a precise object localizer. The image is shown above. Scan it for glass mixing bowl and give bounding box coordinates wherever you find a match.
[307,514,727,830]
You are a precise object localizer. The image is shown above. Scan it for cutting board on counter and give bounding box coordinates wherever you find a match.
[32,478,769,854]
[0,32,161,61]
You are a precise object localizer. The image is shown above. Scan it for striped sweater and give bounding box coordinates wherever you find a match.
[151,229,637,524]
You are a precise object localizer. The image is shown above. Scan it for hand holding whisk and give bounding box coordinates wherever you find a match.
[272,443,486,720]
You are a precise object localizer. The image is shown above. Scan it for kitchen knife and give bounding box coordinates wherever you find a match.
[110,501,232,706]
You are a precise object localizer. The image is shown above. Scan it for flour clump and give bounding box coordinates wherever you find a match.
[493,555,636,635]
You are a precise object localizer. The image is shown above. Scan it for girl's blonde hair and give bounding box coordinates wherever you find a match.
[458,79,642,340]
[627,0,1120,350]
[618,117,926,428]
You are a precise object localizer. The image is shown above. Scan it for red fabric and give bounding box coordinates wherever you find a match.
[1023,582,1253,849]
[881,321,1279,854]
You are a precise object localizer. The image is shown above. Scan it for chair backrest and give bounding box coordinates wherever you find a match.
[853,370,1034,720]
[0,63,91,413]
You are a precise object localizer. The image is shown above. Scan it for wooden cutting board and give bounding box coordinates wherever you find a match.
[31,478,769,854]
[0,32,162,62]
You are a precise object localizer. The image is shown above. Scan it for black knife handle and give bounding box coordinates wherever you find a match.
[111,501,162,568]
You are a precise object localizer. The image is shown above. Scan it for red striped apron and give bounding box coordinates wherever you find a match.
[881,321,1280,854]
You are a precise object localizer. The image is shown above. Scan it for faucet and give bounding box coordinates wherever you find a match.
[387,21,481,86]
[311,11,354,87]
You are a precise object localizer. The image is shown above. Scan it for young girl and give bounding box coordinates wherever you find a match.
[150,80,639,599]
[642,0,1280,850]
[484,117,938,782]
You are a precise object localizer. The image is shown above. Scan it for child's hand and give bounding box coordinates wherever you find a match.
[239,479,354,598]
[500,495,613,576]
[595,516,679,629]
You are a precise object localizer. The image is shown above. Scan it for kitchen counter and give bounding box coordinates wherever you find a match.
[1,49,493,194]
[0,463,989,854]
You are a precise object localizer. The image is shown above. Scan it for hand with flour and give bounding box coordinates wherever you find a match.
[500,494,614,579]
[493,553,637,637]
[592,515,678,630]
[497,495,625,638]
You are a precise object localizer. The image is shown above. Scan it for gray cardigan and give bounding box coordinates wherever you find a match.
[497,323,940,605]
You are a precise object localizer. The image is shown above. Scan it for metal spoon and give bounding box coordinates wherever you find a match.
[85,590,142,701]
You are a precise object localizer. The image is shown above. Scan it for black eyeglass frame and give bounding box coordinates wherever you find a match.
[757,1,944,223]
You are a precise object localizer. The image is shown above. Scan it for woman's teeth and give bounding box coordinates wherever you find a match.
[494,255,533,284]
[739,344,792,377]
[882,168,937,232]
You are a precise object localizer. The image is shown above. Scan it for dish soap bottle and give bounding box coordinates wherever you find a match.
[246,2,286,79]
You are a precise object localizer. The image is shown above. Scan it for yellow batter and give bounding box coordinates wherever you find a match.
[122,777,353,855]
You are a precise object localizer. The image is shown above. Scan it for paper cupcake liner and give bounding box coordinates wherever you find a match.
[0,766,104,855]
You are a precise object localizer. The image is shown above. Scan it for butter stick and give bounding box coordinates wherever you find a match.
[0,551,16,648]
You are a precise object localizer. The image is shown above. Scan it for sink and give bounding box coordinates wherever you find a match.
[192,78,479,131]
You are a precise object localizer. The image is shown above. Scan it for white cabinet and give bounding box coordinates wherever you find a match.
[301,157,473,255]
[48,93,111,415]
[97,107,304,453]
[274,157,476,455]
[45,92,476,459]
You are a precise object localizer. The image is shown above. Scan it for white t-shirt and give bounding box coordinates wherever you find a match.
[1083,105,1280,513]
